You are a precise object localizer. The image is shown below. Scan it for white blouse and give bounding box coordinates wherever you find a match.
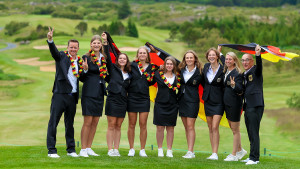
[207,64,220,83]
[183,66,196,83]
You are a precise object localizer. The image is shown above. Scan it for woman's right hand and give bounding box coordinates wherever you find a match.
[47,27,54,41]
[82,57,88,71]
[217,45,222,53]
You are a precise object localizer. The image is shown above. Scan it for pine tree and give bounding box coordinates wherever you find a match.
[118,0,132,19]
[126,18,139,38]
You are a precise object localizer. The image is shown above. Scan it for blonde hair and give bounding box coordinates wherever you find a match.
[85,35,106,60]
[178,50,203,74]
[134,46,151,63]
[223,52,242,73]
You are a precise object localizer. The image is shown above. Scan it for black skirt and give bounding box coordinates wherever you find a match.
[81,96,104,117]
[105,93,127,118]
[204,100,224,116]
[224,104,242,122]
[153,102,178,126]
[127,93,150,112]
[179,95,199,118]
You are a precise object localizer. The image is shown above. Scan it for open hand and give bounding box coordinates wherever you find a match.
[47,27,54,41]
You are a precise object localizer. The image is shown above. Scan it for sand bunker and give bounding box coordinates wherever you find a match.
[14,57,55,72]
[33,45,67,50]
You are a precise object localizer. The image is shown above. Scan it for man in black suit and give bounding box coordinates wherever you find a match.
[46,27,83,158]
[241,45,264,165]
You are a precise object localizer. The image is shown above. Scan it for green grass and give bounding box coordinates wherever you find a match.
[0,146,299,169]
[1,14,300,168]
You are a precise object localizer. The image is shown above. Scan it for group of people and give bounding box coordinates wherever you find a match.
[46,27,264,165]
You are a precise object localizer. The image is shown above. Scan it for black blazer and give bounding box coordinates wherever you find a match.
[79,55,107,98]
[201,63,224,104]
[223,68,243,107]
[128,62,156,97]
[152,71,178,104]
[178,67,202,103]
[104,45,131,97]
[47,41,79,103]
[243,55,264,108]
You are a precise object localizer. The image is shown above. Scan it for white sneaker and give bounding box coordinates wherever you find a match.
[139,149,148,157]
[166,149,173,158]
[224,154,238,161]
[114,149,121,156]
[207,153,218,160]
[67,152,79,157]
[87,148,99,156]
[182,151,195,158]
[236,148,247,160]
[158,148,164,157]
[246,160,259,165]
[108,149,115,156]
[241,157,250,162]
[48,154,60,158]
[79,149,89,157]
[128,148,135,157]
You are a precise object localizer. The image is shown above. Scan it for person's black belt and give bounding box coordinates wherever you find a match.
[68,93,76,97]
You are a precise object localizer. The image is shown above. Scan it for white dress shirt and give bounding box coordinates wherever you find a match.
[207,64,220,84]
[166,73,175,85]
[183,66,196,83]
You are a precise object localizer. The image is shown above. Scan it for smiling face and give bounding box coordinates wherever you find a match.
[185,53,195,67]
[207,50,218,64]
[67,42,79,57]
[165,60,174,72]
[225,54,235,68]
[137,48,148,62]
[242,54,254,71]
[118,54,128,67]
[90,39,102,52]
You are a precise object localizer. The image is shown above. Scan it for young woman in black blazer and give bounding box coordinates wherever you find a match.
[79,35,108,157]
[127,46,158,157]
[152,56,180,158]
[202,47,224,160]
[102,33,131,157]
[177,50,203,158]
[220,49,247,161]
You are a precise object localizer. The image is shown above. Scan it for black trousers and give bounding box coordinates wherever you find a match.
[244,106,264,161]
[47,93,77,154]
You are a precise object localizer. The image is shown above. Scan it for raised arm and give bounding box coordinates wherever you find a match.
[102,32,113,75]
[255,45,262,76]
[218,45,225,65]
[231,74,243,95]
[47,27,62,61]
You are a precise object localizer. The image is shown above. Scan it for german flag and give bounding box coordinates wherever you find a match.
[104,31,120,64]
[145,42,229,128]
[219,43,299,62]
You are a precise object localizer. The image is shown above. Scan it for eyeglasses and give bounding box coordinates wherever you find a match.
[241,58,252,62]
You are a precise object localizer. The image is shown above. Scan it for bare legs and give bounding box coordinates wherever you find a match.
[181,117,196,152]
[228,120,242,155]
[106,116,125,150]
[206,115,222,154]
[81,116,100,149]
[156,126,174,150]
[127,112,149,150]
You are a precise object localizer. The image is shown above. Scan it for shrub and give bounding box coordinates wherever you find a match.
[5,21,29,36]
[286,93,300,110]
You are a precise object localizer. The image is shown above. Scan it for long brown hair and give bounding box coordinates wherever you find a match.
[85,35,106,61]
[178,50,203,74]
[162,56,178,75]
[134,46,151,63]
[205,47,220,63]
[223,52,242,74]
[116,53,131,73]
